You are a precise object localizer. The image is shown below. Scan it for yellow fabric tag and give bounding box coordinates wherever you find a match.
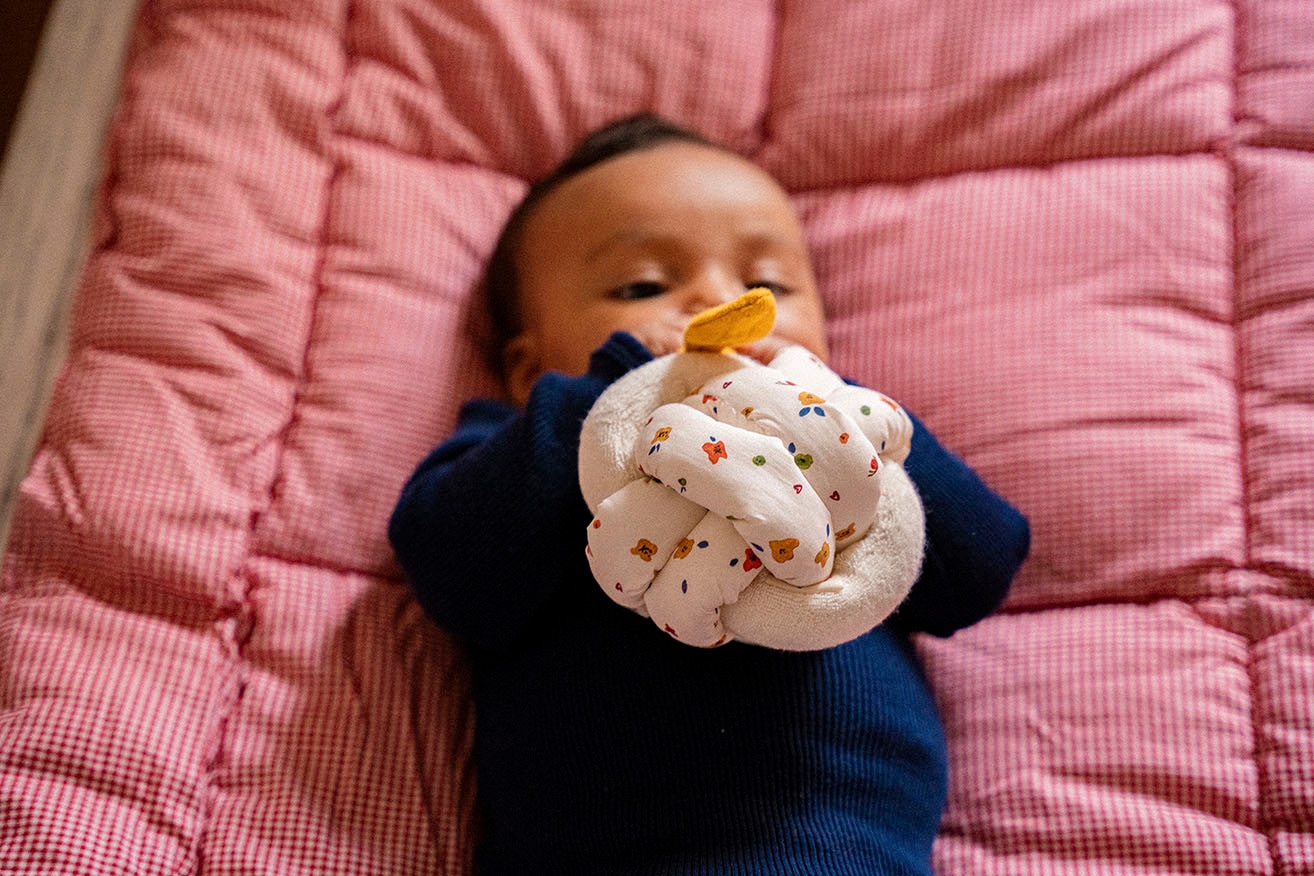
[681,288,777,353]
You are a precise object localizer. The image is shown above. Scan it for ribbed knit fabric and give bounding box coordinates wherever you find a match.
[389,334,1030,874]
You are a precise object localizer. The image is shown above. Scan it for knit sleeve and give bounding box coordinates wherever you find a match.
[388,332,653,649]
[887,411,1031,637]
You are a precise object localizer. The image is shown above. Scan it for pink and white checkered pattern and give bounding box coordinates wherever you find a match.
[2,0,1311,872]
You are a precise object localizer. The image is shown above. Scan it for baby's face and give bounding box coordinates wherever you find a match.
[504,141,829,405]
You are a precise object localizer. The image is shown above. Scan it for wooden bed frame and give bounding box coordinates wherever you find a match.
[0,0,138,547]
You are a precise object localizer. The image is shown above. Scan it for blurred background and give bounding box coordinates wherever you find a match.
[0,0,54,159]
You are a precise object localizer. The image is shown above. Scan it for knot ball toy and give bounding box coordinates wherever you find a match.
[579,290,924,650]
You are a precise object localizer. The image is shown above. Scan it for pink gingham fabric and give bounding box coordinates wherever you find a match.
[2,0,1311,872]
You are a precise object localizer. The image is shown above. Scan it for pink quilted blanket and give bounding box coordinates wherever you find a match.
[3,0,1311,872]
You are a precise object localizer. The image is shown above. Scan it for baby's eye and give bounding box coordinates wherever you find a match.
[611,281,668,301]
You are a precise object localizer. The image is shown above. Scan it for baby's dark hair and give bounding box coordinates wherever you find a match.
[482,113,714,374]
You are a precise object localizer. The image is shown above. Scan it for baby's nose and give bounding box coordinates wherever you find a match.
[682,270,743,313]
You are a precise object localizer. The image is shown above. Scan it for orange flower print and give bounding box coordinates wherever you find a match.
[672,537,696,560]
[630,538,659,562]
[702,438,728,464]
[814,542,831,567]
[769,538,800,563]
[835,522,856,541]
[648,426,673,456]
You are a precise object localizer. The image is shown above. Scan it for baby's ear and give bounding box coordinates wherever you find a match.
[503,332,542,407]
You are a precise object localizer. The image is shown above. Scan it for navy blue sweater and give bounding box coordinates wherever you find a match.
[389,333,1030,875]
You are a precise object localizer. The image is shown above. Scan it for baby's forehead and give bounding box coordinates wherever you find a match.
[523,143,803,247]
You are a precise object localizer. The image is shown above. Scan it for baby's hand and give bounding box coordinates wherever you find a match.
[626,330,681,360]
[734,335,794,365]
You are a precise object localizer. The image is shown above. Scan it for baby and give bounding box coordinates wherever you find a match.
[389,114,1030,875]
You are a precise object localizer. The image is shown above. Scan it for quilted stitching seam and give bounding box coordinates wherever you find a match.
[1227,0,1276,870]
[192,2,355,872]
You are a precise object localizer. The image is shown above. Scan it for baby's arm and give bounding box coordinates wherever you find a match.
[889,412,1031,636]
[388,333,652,649]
